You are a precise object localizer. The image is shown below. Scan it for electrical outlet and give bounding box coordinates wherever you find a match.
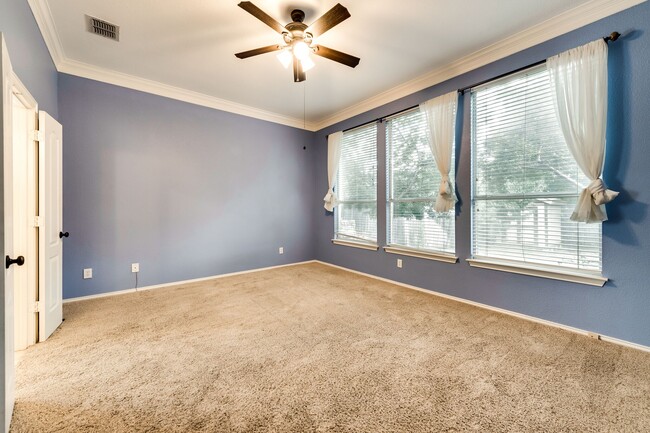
[131,263,139,273]
[397,259,403,268]
[83,268,93,279]
[278,247,284,255]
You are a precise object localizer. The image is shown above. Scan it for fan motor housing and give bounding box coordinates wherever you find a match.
[290,9,305,22]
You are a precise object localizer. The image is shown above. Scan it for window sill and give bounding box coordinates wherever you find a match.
[384,246,458,264]
[332,239,379,251]
[466,257,607,287]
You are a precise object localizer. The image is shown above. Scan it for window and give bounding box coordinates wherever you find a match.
[335,123,378,247]
[386,109,455,257]
[470,65,601,276]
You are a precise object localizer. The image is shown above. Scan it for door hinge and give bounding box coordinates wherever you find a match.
[34,216,41,227]
[33,301,40,313]
[32,130,44,142]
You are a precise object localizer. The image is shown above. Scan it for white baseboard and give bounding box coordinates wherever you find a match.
[63,260,318,304]
[314,260,650,354]
[63,259,649,353]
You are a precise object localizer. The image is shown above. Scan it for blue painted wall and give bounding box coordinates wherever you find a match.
[59,74,315,299]
[0,0,58,116]
[312,2,650,346]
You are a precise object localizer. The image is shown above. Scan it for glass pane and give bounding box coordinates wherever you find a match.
[336,202,377,244]
[390,201,455,253]
[336,123,378,243]
[388,110,439,200]
[473,197,601,271]
[473,68,588,197]
[338,124,377,202]
[387,109,455,253]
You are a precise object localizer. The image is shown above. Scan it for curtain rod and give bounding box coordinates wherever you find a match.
[336,32,620,135]
[341,105,418,133]
[458,31,620,94]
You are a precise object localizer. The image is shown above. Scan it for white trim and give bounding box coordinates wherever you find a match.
[26,0,64,65]
[314,0,647,130]
[63,287,136,303]
[331,239,379,251]
[467,258,607,287]
[27,0,645,131]
[313,260,650,354]
[2,33,17,433]
[63,260,317,303]
[56,58,318,131]
[384,246,458,264]
[61,259,650,352]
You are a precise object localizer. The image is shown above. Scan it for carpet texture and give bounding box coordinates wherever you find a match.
[11,263,650,432]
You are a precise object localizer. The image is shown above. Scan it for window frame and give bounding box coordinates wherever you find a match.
[332,123,379,250]
[468,65,606,286]
[384,108,457,263]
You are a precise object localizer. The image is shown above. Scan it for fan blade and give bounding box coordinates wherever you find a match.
[313,45,360,68]
[305,3,351,38]
[235,44,281,59]
[238,2,285,34]
[293,55,306,82]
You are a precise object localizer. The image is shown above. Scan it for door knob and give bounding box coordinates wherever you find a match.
[5,255,25,269]
[59,231,69,239]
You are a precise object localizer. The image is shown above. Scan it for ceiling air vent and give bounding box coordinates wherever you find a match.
[86,15,119,41]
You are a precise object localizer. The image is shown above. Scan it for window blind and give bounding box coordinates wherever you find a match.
[471,65,601,272]
[336,123,378,244]
[387,109,455,254]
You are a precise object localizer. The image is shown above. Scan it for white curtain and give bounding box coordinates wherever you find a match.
[419,91,458,212]
[547,39,618,223]
[323,131,343,211]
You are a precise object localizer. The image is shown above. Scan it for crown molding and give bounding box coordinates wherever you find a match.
[27,0,64,65]
[28,0,645,132]
[312,0,647,131]
[56,57,318,130]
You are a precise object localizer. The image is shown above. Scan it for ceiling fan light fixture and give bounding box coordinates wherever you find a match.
[301,56,315,72]
[235,2,360,82]
[276,49,292,69]
[293,40,311,61]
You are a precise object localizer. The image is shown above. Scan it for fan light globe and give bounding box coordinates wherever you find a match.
[301,56,315,72]
[276,49,292,69]
[293,40,311,61]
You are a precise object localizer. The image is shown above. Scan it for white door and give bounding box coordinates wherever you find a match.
[38,111,63,342]
[1,33,17,433]
[11,78,38,352]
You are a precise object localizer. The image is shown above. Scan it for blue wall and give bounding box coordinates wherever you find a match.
[58,75,315,299]
[312,2,650,347]
[0,0,58,116]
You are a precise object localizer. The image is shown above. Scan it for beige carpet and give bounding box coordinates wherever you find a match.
[11,263,650,432]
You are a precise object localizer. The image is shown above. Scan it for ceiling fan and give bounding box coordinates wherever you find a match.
[235,2,360,82]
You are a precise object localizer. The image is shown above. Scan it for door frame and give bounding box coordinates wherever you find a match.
[11,73,38,351]
[1,31,15,433]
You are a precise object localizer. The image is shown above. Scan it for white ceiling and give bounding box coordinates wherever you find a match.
[30,0,642,130]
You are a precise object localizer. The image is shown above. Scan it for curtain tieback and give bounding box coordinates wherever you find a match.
[323,188,338,211]
[439,176,453,197]
[587,178,618,206]
[434,176,456,213]
[323,188,336,203]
